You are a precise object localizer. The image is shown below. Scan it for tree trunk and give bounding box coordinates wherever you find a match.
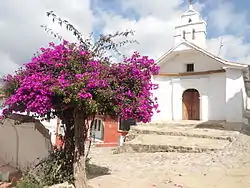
[63,109,75,152]
[74,155,87,188]
[73,109,88,188]
[62,109,74,180]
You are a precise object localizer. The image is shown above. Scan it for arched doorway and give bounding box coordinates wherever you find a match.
[182,89,200,120]
[90,119,104,140]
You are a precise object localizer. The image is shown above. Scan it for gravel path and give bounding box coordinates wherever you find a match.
[88,128,250,188]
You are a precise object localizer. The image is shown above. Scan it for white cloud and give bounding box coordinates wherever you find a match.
[96,0,191,59]
[121,0,183,20]
[100,12,177,59]
[0,0,250,78]
[0,52,20,76]
[208,1,249,35]
[205,0,250,64]
[97,0,250,64]
[0,0,94,76]
[207,36,250,63]
[94,0,207,60]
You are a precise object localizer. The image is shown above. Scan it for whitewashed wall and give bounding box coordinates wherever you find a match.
[15,111,64,145]
[0,116,52,170]
[247,98,250,110]
[174,22,207,49]
[159,51,222,74]
[152,50,230,122]
[225,68,246,122]
[174,7,207,49]
[152,72,226,122]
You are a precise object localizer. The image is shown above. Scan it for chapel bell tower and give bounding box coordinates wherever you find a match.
[174,0,207,49]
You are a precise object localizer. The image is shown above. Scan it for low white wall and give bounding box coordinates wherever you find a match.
[0,114,52,170]
[247,98,250,110]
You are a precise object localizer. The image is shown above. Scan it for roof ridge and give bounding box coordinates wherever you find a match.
[157,40,248,68]
[190,41,248,66]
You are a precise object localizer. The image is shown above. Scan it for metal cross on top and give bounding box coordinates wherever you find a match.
[188,0,193,5]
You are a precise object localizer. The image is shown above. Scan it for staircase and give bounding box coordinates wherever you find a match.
[115,121,239,153]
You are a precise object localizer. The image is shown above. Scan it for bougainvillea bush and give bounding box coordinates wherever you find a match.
[1,40,159,187]
[2,41,159,122]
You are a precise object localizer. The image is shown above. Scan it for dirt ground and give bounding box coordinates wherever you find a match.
[88,127,250,188]
[0,182,12,188]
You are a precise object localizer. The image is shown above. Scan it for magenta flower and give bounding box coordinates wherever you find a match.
[1,41,159,123]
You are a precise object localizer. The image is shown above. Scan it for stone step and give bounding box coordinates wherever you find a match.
[128,125,238,142]
[137,120,244,131]
[116,134,230,153]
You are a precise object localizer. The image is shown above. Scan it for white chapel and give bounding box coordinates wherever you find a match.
[152,3,248,123]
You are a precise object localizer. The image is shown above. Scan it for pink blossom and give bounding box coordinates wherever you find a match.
[1,41,159,123]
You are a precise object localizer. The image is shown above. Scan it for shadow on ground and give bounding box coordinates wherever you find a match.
[195,122,226,130]
[194,120,250,136]
[87,163,110,179]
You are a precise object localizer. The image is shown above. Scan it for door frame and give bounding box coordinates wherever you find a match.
[90,118,105,141]
[182,88,200,120]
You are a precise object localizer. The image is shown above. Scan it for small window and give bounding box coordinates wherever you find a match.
[192,29,195,40]
[91,119,98,130]
[188,18,192,23]
[90,119,104,140]
[183,30,186,39]
[119,118,136,131]
[97,120,101,131]
[186,64,194,72]
[91,119,103,131]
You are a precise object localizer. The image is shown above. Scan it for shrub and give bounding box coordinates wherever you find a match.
[16,150,75,187]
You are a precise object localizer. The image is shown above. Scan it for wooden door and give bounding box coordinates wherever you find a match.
[182,89,200,120]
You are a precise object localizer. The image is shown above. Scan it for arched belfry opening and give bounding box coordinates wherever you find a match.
[174,0,207,48]
[182,89,200,120]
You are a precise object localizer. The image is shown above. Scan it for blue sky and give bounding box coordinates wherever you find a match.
[0,0,250,76]
[89,0,250,62]
[91,0,250,39]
